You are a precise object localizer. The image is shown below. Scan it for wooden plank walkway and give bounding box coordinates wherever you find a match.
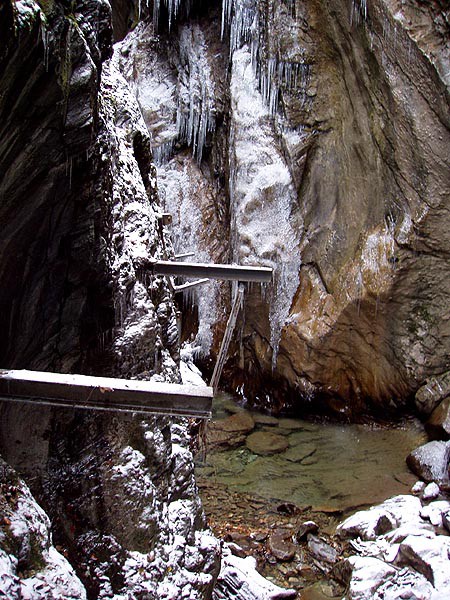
[151,260,273,283]
[0,369,212,418]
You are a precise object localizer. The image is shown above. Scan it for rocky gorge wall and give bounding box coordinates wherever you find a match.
[0,1,222,597]
[133,0,449,413]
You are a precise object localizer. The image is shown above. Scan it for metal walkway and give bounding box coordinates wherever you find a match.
[0,261,272,416]
[0,369,213,418]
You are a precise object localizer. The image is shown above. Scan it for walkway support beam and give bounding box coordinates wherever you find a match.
[151,260,273,283]
[210,283,246,392]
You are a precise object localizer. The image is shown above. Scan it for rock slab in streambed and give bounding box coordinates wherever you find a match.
[220,412,255,433]
[407,441,450,487]
[246,431,289,456]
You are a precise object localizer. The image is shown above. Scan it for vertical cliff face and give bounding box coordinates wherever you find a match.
[271,0,450,410]
[0,2,220,597]
[132,0,449,412]
[0,0,112,373]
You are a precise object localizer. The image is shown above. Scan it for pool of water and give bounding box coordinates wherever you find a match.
[196,394,427,512]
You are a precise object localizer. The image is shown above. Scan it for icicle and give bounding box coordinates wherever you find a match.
[175,25,216,164]
[221,0,233,39]
[153,0,189,30]
[152,140,175,166]
[39,19,50,72]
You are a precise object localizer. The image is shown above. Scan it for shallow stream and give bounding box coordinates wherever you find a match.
[197,393,427,512]
[195,393,428,595]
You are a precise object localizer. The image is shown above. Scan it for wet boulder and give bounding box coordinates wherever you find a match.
[245,431,289,456]
[407,441,450,487]
[268,530,296,561]
[296,520,319,542]
[415,372,450,416]
[426,397,450,440]
[307,535,338,565]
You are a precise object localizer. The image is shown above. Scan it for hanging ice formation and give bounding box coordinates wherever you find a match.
[176,25,216,164]
[153,0,192,29]
[224,0,304,368]
[221,0,310,116]
[350,0,368,26]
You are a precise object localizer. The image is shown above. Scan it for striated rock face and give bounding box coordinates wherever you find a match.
[129,0,449,412]
[268,0,450,409]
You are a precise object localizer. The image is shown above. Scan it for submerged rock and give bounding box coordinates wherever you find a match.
[252,414,280,427]
[246,431,289,456]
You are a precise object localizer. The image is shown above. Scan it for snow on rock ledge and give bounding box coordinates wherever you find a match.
[0,459,87,599]
[337,492,450,599]
[213,546,296,600]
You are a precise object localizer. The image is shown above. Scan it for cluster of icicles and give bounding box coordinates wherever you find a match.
[152,0,309,166]
[153,0,306,367]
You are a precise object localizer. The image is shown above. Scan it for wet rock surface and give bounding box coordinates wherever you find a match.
[407,440,450,487]
[116,0,450,412]
[0,3,220,598]
[416,371,450,416]
[197,476,346,597]
[427,397,450,440]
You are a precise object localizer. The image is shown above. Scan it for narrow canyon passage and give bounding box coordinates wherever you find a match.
[0,1,449,599]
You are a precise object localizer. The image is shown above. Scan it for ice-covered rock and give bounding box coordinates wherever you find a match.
[420,500,450,528]
[213,547,296,599]
[337,495,422,541]
[229,46,302,368]
[422,482,441,501]
[0,460,87,599]
[343,556,434,600]
[396,534,450,592]
[337,491,450,600]
[337,506,398,541]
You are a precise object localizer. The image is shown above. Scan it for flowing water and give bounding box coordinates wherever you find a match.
[196,393,427,513]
